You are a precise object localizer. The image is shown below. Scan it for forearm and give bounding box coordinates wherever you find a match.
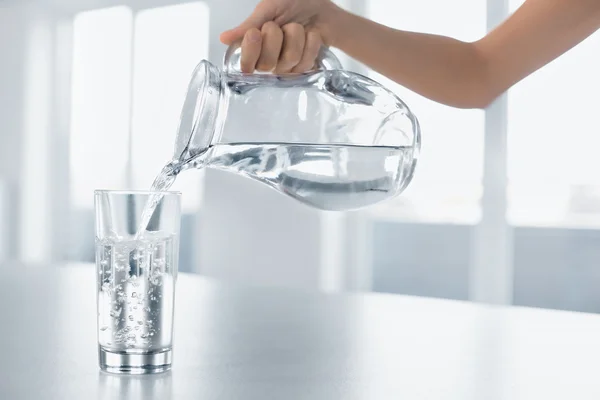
[327,10,489,109]
[323,0,600,110]
[477,0,600,100]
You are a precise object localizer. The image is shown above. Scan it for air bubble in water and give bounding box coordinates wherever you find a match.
[140,333,149,339]
[137,320,143,325]
[128,315,134,321]
[100,326,108,331]
[110,309,121,318]
[131,292,137,298]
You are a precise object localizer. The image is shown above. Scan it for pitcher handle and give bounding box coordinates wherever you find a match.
[223,40,343,73]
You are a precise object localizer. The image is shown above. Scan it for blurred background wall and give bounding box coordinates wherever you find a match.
[2,0,600,313]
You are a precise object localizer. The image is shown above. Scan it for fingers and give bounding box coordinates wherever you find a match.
[292,29,323,73]
[219,1,276,45]
[256,22,284,72]
[275,23,305,73]
[233,21,324,74]
[240,28,262,73]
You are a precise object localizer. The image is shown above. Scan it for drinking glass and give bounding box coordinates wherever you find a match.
[95,190,181,374]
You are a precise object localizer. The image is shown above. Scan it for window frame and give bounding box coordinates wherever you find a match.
[35,0,597,305]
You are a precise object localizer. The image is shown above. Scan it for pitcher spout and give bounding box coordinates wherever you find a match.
[172,60,225,165]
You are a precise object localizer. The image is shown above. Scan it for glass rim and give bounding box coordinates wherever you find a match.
[94,189,182,196]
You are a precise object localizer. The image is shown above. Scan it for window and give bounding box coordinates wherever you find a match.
[33,0,600,311]
[131,3,209,212]
[67,2,209,265]
[367,0,486,224]
[70,2,209,212]
[70,6,132,208]
[505,0,600,313]
[507,0,600,228]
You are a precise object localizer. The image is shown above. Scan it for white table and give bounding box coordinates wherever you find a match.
[1,264,599,399]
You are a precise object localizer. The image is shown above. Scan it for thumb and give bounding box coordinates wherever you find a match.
[220,3,276,45]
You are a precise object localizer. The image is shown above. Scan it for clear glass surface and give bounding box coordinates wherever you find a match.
[95,190,181,374]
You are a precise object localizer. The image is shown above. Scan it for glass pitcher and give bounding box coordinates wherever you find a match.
[168,43,421,211]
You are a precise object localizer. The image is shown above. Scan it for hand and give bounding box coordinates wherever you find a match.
[219,0,341,73]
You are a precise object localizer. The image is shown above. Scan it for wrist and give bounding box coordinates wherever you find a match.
[318,2,350,48]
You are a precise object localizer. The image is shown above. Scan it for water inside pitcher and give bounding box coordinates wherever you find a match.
[163,43,421,211]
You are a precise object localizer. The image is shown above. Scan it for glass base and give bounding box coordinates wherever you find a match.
[99,346,172,374]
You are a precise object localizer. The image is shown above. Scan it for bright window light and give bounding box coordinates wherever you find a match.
[367,0,486,224]
[70,6,133,208]
[130,2,210,212]
[508,0,600,227]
